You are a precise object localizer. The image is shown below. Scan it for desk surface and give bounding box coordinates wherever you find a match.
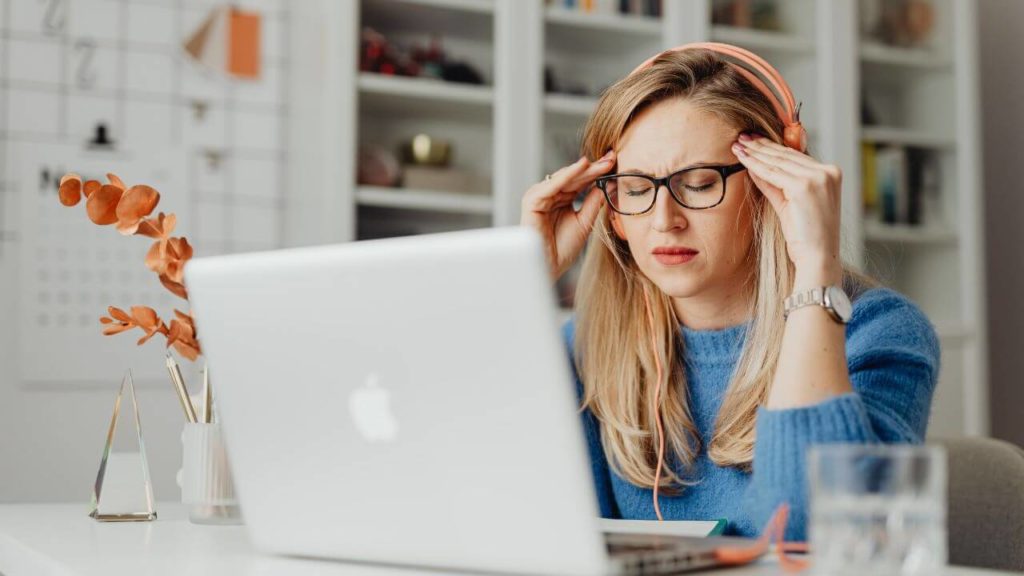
[0,504,1015,576]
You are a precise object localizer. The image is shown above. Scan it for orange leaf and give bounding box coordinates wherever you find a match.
[130,306,160,329]
[103,324,134,336]
[172,339,200,361]
[58,174,82,206]
[86,185,123,225]
[115,185,161,235]
[107,306,132,323]
[137,329,163,346]
[135,218,162,238]
[83,180,102,198]
[107,173,126,190]
[162,213,177,237]
[168,317,194,341]
[160,274,189,299]
[145,240,168,274]
[169,237,193,261]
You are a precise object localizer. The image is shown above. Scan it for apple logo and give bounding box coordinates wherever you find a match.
[348,372,399,442]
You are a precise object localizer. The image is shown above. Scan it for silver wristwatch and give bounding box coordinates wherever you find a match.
[783,285,852,324]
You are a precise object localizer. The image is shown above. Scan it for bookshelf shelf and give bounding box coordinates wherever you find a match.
[710,25,814,54]
[358,73,494,119]
[543,93,598,119]
[860,41,951,69]
[863,219,958,245]
[544,6,661,34]
[861,126,956,149]
[356,186,493,214]
[387,0,495,14]
[934,323,975,343]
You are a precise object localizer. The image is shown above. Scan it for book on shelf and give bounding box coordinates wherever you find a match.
[547,0,662,18]
[862,143,940,228]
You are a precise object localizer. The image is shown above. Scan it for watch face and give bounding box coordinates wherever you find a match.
[827,285,853,322]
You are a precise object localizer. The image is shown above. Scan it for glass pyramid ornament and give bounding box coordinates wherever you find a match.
[89,370,157,521]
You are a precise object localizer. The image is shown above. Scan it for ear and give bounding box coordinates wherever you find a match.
[609,210,627,241]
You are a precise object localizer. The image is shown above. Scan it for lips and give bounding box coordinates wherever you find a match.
[652,246,699,265]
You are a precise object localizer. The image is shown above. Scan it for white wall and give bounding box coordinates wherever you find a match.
[0,0,290,503]
[978,0,1024,448]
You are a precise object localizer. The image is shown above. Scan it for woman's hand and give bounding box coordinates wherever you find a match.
[520,150,616,281]
[732,133,843,288]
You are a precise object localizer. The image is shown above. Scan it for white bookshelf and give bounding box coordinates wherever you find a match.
[288,0,987,437]
[710,25,815,54]
[356,186,493,215]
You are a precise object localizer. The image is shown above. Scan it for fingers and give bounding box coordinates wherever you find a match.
[524,151,616,211]
[738,133,820,171]
[734,142,804,194]
[745,169,785,214]
[574,186,606,231]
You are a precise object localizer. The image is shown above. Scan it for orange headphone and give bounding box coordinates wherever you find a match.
[608,42,806,243]
[609,43,804,521]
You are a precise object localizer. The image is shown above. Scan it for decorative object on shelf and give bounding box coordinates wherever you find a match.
[400,134,451,167]
[545,0,662,18]
[184,5,262,79]
[394,134,487,195]
[56,172,201,361]
[359,27,484,85]
[862,0,936,48]
[402,166,488,196]
[711,0,781,31]
[89,370,157,522]
[357,145,401,187]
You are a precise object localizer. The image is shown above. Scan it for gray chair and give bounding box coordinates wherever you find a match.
[935,436,1024,572]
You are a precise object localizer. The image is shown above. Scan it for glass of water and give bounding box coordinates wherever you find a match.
[808,444,947,576]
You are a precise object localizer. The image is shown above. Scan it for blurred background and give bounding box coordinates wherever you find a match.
[0,0,1020,503]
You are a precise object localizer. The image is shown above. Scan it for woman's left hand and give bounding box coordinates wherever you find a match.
[732,133,843,283]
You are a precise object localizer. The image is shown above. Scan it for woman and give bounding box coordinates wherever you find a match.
[520,44,940,540]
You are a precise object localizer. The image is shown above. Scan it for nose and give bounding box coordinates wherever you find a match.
[650,184,688,233]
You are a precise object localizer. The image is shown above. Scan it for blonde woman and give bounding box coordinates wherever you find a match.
[520,45,940,540]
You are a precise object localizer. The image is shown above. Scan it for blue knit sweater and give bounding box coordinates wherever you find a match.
[563,287,940,541]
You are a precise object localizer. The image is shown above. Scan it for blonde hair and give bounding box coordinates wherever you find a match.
[574,49,876,493]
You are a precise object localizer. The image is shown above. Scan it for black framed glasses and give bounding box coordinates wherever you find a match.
[595,163,747,215]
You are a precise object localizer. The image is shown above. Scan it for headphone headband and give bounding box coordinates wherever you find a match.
[627,42,806,152]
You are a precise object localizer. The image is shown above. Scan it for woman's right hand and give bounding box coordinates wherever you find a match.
[520,150,617,281]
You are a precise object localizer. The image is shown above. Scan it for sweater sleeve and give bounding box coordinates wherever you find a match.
[563,318,621,519]
[739,288,941,540]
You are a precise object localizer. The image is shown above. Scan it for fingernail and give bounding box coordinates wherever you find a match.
[599,150,615,162]
[738,133,753,142]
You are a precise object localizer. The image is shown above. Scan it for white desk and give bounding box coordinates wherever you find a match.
[0,504,1015,576]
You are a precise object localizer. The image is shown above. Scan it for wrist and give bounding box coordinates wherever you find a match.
[792,261,843,292]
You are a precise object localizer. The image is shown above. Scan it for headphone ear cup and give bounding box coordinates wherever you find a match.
[784,123,808,152]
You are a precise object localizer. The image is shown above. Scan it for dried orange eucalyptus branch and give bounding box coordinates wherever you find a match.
[58,172,201,361]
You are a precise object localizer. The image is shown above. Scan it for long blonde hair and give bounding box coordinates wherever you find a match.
[574,48,875,492]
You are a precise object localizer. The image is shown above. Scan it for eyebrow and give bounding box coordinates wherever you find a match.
[615,161,726,176]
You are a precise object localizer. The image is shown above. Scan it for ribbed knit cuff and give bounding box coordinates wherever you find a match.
[753,393,875,486]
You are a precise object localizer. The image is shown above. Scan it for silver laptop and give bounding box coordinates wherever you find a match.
[184,226,734,576]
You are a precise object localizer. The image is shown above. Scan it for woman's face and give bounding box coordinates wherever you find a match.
[612,97,757,302]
